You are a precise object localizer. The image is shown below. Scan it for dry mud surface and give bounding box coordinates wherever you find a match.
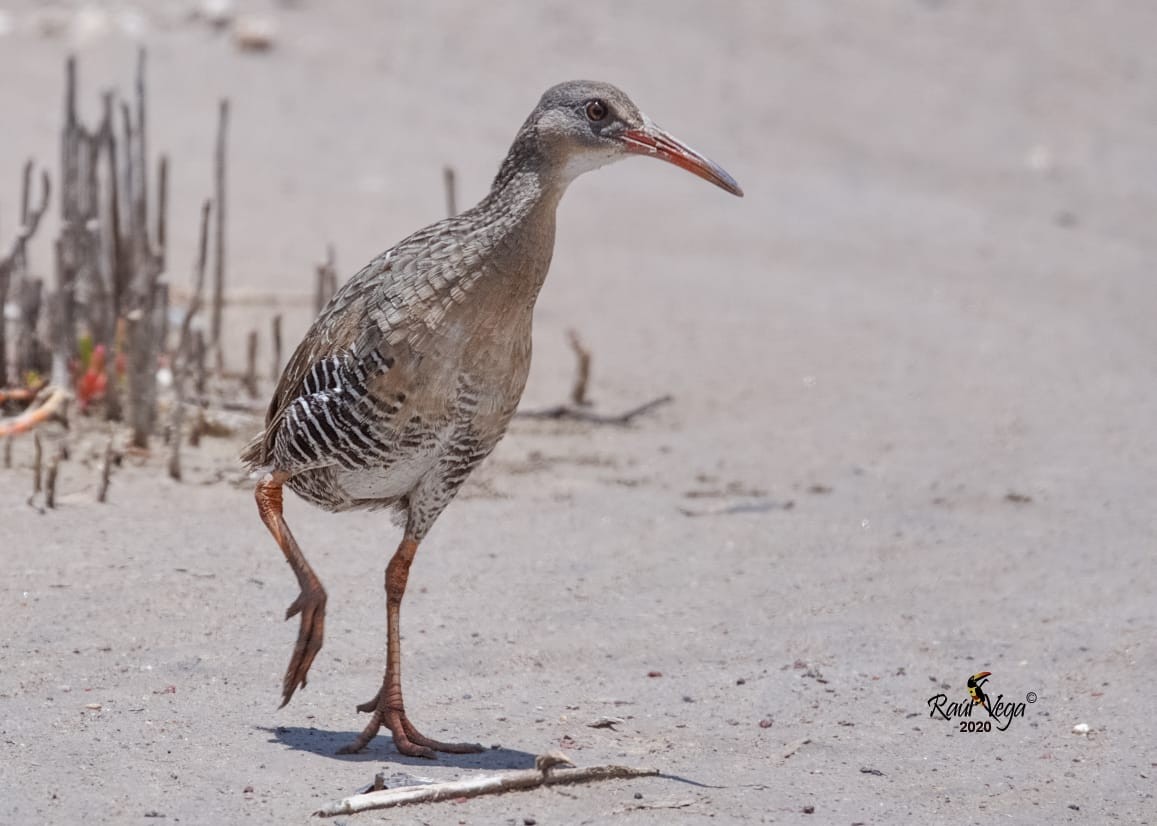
[1,2,1155,824]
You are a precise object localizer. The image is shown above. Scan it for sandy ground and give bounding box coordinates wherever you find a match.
[2,1,1156,823]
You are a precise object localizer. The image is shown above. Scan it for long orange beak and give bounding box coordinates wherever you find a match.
[620,123,743,197]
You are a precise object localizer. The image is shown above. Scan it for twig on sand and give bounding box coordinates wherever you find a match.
[517,394,672,425]
[314,752,658,817]
[678,499,794,518]
[515,330,671,424]
[567,329,591,407]
[780,737,811,761]
[616,797,699,813]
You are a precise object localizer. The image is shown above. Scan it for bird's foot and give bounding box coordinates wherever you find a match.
[337,693,484,758]
[279,584,327,707]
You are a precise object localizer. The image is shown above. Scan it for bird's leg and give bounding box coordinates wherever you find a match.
[255,471,327,707]
[338,535,484,758]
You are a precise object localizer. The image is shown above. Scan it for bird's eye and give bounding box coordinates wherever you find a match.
[584,99,609,122]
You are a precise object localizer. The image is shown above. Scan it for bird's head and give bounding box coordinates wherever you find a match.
[521,80,743,197]
[968,671,992,688]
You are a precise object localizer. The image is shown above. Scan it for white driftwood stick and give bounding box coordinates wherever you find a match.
[315,762,659,817]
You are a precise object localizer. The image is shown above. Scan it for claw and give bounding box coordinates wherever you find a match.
[279,586,327,707]
[355,693,380,714]
[285,597,302,621]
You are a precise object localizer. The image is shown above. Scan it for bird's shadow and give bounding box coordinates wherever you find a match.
[258,725,538,769]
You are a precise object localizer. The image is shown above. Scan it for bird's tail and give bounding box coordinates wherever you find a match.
[239,431,268,474]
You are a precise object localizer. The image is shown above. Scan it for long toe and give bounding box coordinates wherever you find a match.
[384,709,438,759]
[280,589,327,707]
[397,712,484,755]
[336,710,383,755]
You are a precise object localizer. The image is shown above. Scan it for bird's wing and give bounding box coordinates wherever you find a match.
[243,217,485,472]
[242,253,395,470]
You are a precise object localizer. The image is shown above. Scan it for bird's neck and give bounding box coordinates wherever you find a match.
[456,136,565,306]
[487,133,569,215]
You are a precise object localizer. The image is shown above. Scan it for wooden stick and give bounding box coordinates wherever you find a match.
[0,164,51,385]
[210,99,229,370]
[125,313,150,448]
[45,446,61,508]
[102,92,125,424]
[20,157,33,224]
[567,329,591,407]
[169,200,212,481]
[167,397,183,480]
[112,51,162,448]
[31,433,42,494]
[313,244,337,315]
[174,201,211,359]
[52,56,84,390]
[155,155,168,271]
[135,48,148,253]
[191,328,207,397]
[315,757,658,817]
[83,105,114,363]
[270,313,282,382]
[188,406,205,447]
[15,277,46,381]
[517,394,673,425]
[96,434,113,502]
[154,281,169,356]
[443,165,457,217]
[49,240,72,388]
[244,329,258,397]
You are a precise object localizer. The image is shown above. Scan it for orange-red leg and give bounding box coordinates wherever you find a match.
[337,535,483,758]
[256,471,327,707]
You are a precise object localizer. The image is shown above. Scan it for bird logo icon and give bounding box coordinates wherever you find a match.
[967,671,992,707]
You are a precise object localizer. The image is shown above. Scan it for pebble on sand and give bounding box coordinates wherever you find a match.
[1071,723,1090,735]
[233,15,275,51]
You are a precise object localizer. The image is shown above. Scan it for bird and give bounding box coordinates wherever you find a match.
[241,80,742,758]
[967,671,992,707]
